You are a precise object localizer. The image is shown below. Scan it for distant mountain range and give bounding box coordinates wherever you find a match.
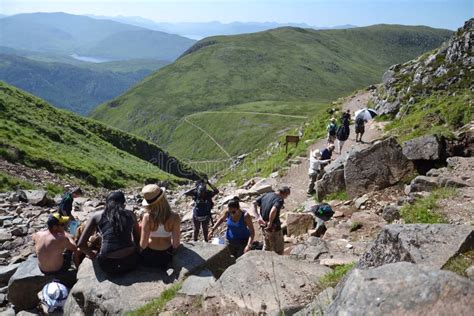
[87,15,357,39]
[0,12,195,61]
[91,24,452,161]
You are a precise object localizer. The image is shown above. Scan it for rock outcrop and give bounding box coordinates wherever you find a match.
[315,155,346,200]
[326,262,474,316]
[286,213,315,237]
[402,135,446,161]
[358,224,473,269]
[204,251,331,315]
[344,138,414,198]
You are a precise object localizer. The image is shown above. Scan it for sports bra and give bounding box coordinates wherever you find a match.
[149,224,172,238]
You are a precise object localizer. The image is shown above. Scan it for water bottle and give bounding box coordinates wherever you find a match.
[68,220,79,235]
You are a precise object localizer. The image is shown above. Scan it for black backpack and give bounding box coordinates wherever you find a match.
[328,123,337,136]
[311,203,334,221]
[356,117,364,127]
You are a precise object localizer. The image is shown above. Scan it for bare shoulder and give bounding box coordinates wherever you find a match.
[170,212,181,224]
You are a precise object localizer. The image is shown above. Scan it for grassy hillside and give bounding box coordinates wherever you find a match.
[0,54,166,115]
[0,82,199,188]
[0,12,195,61]
[91,25,451,162]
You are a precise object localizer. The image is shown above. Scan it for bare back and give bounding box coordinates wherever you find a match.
[34,230,74,273]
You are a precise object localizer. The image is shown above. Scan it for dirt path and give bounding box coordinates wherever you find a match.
[277,91,384,211]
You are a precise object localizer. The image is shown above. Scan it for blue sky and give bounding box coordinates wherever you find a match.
[1,0,472,29]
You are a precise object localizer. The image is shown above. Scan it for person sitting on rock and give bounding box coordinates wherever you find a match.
[208,198,255,258]
[252,186,290,255]
[58,187,83,220]
[307,149,332,196]
[184,179,219,242]
[140,184,181,270]
[77,191,140,275]
[33,213,77,274]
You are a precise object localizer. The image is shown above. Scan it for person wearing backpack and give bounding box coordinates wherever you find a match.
[184,179,219,242]
[336,112,350,154]
[355,116,367,143]
[310,203,335,237]
[307,149,332,195]
[326,118,337,145]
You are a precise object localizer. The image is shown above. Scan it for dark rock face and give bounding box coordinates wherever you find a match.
[315,155,346,200]
[402,135,446,161]
[8,257,77,311]
[381,204,401,223]
[344,138,414,198]
[358,224,473,269]
[326,262,474,316]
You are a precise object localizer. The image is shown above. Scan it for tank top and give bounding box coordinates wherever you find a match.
[97,213,134,255]
[226,211,250,241]
[149,224,172,238]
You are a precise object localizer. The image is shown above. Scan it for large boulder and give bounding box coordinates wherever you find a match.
[326,262,474,316]
[8,257,76,311]
[20,191,49,207]
[204,251,331,315]
[402,135,446,161]
[294,287,334,316]
[0,264,20,286]
[286,213,314,237]
[406,175,440,193]
[344,138,415,198]
[358,224,473,269]
[315,155,346,200]
[64,242,233,315]
[248,178,275,195]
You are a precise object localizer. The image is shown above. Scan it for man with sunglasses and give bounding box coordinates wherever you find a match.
[252,186,290,255]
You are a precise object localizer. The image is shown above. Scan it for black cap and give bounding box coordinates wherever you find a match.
[106,191,126,204]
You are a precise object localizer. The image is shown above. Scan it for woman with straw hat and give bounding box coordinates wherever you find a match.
[139,184,181,270]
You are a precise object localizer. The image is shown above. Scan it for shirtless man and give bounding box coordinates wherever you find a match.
[33,213,77,274]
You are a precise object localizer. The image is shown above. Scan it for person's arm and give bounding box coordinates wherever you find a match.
[171,213,181,250]
[207,181,219,195]
[62,234,77,252]
[244,213,255,253]
[139,213,151,250]
[252,199,266,226]
[183,188,196,197]
[77,213,100,259]
[208,211,227,240]
[266,206,279,229]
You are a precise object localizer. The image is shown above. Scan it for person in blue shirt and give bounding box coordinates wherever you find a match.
[208,198,255,258]
[184,179,219,242]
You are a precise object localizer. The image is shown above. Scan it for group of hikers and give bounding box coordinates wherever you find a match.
[32,180,295,282]
[307,109,367,195]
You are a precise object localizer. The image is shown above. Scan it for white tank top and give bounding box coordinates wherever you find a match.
[149,224,172,238]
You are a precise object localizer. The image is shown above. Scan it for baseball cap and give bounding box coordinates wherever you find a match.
[47,213,70,228]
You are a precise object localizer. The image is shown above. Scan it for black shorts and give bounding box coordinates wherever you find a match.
[355,125,365,134]
[140,247,173,270]
[97,251,139,275]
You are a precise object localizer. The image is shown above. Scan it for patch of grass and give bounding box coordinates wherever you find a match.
[400,188,456,224]
[44,183,64,196]
[127,282,182,316]
[317,263,356,290]
[324,191,349,202]
[0,171,36,192]
[443,250,474,277]
[349,222,363,232]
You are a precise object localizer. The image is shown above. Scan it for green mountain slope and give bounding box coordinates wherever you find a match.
[0,53,167,115]
[0,12,195,61]
[0,82,200,188]
[91,25,451,162]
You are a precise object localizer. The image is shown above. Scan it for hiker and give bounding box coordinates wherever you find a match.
[310,203,335,237]
[33,213,77,274]
[336,112,350,154]
[307,149,331,195]
[58,187,82,220]
[252,186,291,255]
[140,184,181,270]
[355,116,367,143]
[184,179,219,242]
[208,197,255,258]
[326,118,337,144]
[77,191,140,275]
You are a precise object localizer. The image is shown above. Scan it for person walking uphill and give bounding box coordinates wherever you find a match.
[307,149,332,195]
[326,118,337,145]
[58,187,83,220]
[336,110,350,154]
[78,191,140,275]
[140,184,181,270]
[209,198,255,258]
[252,186,290,255]
[184,179,219,242]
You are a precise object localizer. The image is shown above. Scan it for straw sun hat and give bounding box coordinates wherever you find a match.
[141,184,166,206]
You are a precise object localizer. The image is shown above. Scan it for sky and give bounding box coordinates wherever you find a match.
[0,0,472,30]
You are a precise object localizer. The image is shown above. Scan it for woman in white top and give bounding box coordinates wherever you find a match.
[139,184,181,269]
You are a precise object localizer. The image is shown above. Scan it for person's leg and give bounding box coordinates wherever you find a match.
[193,216,200,241]
[202,217,210,242]
[271,230,284,255]
[307,174,317,194]
[262,229,273,252]
[339,140,345,154]
[360,127,365,143]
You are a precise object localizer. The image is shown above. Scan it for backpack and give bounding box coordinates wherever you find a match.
[311,203,334,221]
[328,123,337,136]
[355,117,364,127]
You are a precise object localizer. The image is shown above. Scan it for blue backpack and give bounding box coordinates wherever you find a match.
[311,203,334,221]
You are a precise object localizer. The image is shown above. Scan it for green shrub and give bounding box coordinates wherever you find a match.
[0,171,36,192]
[324,191,349,202]
[443,250,474,277]
[127,283,182,316]
[317,263,356,290]
[400,188,455,223]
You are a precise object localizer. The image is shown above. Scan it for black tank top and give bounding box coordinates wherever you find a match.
[97,212,134,255]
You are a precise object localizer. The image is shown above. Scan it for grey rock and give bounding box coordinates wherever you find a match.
[0,251,9,259]
[294,287,334,316]
[326,262,474,316]
[378,99,401,115]
[286,212,314,237]
[315,155,347,200]
[466,265,474,280]
[0,231,12,242]
[0,307,15,316]
[0,264,20,285]
[381,204,401,223]
[179,269,216,296]
[20,191,48,207]
[438,176,471,188]
[11,226,28,237]
[205,251,331,315]
[290,237,329,261]
[354,195,369,209]
[8,257,76,311]
[345,138,415,198]
[0,217,14,226]
[408,175,440,193]
[358,224,473,269]
[402,135,446,161]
